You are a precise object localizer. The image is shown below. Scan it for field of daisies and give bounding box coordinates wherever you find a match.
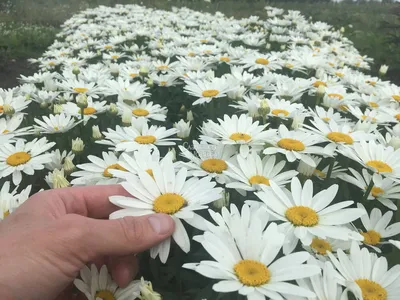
[2,2,400,300]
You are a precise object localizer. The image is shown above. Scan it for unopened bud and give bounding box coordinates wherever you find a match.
[379,65,388,77]
[389,136,400,150]
[140,66,149,77]
[213,190,230,210]
[180,105,186,114]
[40,102,49,109]
[169,148,177,162]
[50,169,70,188]
[340,27,345,33]
[258,99,270,116]
[92,125,103,140]
[108,103,119,115]
[110,64,120,77]
[266,43,271,50]
[317,85,326,96]
[280,44,286,51]
[291,113,306,130]
[122,109,132,126]
[174,119,191,139]
[53,104,63,114]
[146,79,154,88]
[186,110,194,122]
[140,278,162,300]
[72,138,85,154]
[3,104,15,116]
[72,66,80,75]
[76,94,88,109]
[63,157,76,176]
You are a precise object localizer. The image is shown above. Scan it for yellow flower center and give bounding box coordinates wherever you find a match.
[313,81,327,88]
[48,61,56,66]
[220,56,230,62]
[339,105,349,111]
[111,55,119,59]
[255,58,269,65]
[202,89,220,98]
[327,132,354,144]
[230,132,252,142]
[369,102,379,108]
[328,62,335,67]
[6,152,31,166]
[200,39,208,43]
[366,80,377,86]
[157,65,169,70]
[392,95,400,102]
[135,135,157,144]
[160,81,168,86]
[200,159,228,174]
[249,175,270,186]
[146,169,154,178]
[104,45,113,49]
[285,206,319,227]
[83,107,97,115]
[361,230,381,245]
[255,85,263,89]
[3,210,10,218]
[132,108,149,117]
[310,238,332,255]
[103,164,127,178]
[285,63,294,69]
[234,260,270,287]
[322,117,330,122]
[271,109,289,117]
[188,52,196,57]
[73,87,88,93]
[335,72,344,77]
[0,105,3,113]
[204,50,212,54]
[2,129,10,133]
[153,193,186,214]
[277,138,305,151]
[395,114,400,121]
[355,279,387,300]
[371,186,384,198]
[95,290,115,300]
[366,160,393,173]
[130,73,138,78]
[328,93,344,100]
[314,169,326,178]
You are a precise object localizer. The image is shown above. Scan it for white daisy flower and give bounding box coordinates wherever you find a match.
[0,181,32,219]
[263,125,326,167]
[356,203,400,251]
[117,99,168,122]
[255,177,365,254]
[0,114,32,136]
[230,93,264,118]
[241,53,282,71]
[109,160,223,263]
[0,137,55,185]
[267,97,305,119]
[60,78,103,98]
[183,204,320,300]
[309,106,344,124]
[178,140,236,184]
[106,79,150,103]
[74,264,143,300]
[0,90,31,116]
[45,149,75,171]
[224,152,298,193]
[62,97,107,124]
[347,106,395,124]
[339,140,400,182]
[71,152,128,186]
[328,242,400,300]
[297,155,346,180]
[303,237,352,262]
[33,113,81,134]
[339,168,400,211]
[184,78,235,105]
[200,114,276,157]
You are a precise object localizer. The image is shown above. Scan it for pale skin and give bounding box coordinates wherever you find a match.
[0,185,175,300]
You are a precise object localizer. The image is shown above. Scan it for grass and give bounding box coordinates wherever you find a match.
[1,0,400,87]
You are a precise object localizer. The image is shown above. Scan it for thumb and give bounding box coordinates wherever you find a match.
[56,214,175,260]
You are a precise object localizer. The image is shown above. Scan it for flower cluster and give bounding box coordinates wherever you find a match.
[1,3,400,300]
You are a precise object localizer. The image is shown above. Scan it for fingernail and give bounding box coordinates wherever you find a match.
[148,214,173,235]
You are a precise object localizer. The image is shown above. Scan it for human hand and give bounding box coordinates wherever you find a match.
[0,185,175,300]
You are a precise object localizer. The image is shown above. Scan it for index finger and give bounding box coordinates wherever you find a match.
[27,184,132,219]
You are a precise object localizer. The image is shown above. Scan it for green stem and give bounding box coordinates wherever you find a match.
[363,178,374,202]
[326,157,335,180]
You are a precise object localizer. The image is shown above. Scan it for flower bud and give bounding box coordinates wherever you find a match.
[258,99,270,116]
[174,119,191,139]
[140,66,149,77]
[76,94,88,109]
[72,66,80,75]
[291,113,306,130]
[108,103,119,115]
[63,157,76,176]
[122,109,132,126]
[379,65,388,77]
[266,43,271,50]
[280,44,286,51]
[48,169,70,189]
[92,125,103,140]
[3,104,15,116]
[340,27,345,33]
[53,104,63,114]
[40,102,49,109]
[110,64,120,77]
[212,190,230,210]
[72,138,85,154]
[186,110,194,122]
[146,79,154,88]
[316,85,326,97]
[139,278,161,300]
[389,136,400,150]
[168,147,177,162]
